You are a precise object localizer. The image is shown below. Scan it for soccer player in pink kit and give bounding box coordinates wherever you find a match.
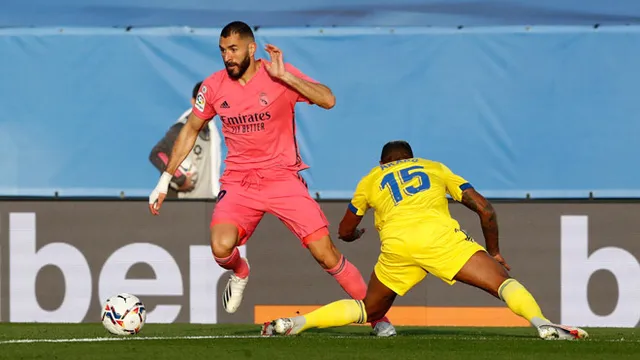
[148,21,395,336]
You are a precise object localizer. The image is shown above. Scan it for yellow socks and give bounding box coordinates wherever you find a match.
[298,299,367,332]
[499,278,550,327]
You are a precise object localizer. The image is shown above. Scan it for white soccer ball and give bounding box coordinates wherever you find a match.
[101,293,147,336]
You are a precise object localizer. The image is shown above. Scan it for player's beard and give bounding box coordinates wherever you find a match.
[225,54,251,80]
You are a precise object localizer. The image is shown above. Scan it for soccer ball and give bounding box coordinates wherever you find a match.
[101,293,146,335]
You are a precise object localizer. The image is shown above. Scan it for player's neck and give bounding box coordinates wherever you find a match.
[237,59,261,86]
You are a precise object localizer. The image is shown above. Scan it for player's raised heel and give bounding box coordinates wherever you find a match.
[537,324,588,340]
[222,258,250,314]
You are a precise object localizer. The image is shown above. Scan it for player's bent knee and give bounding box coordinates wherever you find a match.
[455,251,512,299]
[495,265,510,280]
[485,254,511,296]
[303,227,330,245]
[211,238,237,258]
[210,223,240,258]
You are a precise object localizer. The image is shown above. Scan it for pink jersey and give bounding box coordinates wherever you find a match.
[192,60,317,174]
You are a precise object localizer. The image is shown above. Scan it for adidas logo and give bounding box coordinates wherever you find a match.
[220,101,230,109]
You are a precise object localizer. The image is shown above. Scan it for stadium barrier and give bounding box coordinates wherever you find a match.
[1,200,638,327]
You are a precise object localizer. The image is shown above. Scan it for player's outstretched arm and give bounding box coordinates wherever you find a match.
[164,113,206,177]
[460,188,499,256]
[148,113,207,215]
[338,209,366,242]
[264,44,336,109]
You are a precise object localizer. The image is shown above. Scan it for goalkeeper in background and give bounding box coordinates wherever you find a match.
[149,81,222,199]
[264,140,588,340]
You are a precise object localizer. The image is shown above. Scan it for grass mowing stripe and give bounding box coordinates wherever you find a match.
[0,335,264,344]
[1,335,638,345]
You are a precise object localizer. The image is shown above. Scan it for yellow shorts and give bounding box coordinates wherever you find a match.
[374,226,486,296]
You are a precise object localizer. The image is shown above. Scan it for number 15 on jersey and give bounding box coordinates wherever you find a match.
[380,165,431,205]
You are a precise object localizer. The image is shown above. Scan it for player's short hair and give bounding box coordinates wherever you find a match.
[220,21,255,40]
[192,81,203,100]
[380,140,414,163]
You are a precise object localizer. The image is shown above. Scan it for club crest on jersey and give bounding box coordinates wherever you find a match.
[195,93,206,112]
[259,92,269,106]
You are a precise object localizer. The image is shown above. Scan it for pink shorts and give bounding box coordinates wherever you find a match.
[211,169,330,247]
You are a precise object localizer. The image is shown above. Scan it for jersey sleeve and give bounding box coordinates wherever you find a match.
[347,176,370,216]
[441,163,473,202]
[191,78,217,120]
[284,63,318,104]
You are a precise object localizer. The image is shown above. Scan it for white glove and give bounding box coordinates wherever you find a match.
[149,172,172,214]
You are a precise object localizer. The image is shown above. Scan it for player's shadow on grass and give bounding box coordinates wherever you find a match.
[298,327,531,339]
[396,327,531,339]
[230,327,266,336]
[230,326,530,339]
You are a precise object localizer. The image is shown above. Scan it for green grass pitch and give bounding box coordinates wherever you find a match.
[0,324,637,360]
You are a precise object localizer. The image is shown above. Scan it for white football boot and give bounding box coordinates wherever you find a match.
[221,258,250,314]
[371,321,397,337]
[537,324,589,340]
[263,317,305,336]
[273,318,301,335]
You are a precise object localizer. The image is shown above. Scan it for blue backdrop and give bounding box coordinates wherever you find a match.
[2,0,640,27]
[1,25,639,198]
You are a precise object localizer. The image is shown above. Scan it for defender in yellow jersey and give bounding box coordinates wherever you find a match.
[263,141,588,340]
[348,156,486,295]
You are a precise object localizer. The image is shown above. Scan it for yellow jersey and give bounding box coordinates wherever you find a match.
[348,157,472,241]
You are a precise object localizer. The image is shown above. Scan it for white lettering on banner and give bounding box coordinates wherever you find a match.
[9,213,92,322]
[98,244,183,324]
[189,245,247,324]
[561,215,640,327]
[7,212,232,324]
